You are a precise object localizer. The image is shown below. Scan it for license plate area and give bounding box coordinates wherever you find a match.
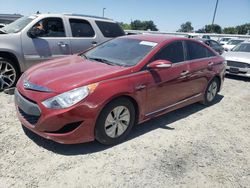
[229,67,239,74]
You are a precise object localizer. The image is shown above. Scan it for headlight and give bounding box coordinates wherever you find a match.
[42,83,98,109]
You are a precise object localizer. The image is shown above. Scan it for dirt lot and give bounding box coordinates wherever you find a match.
[0,75,249,188]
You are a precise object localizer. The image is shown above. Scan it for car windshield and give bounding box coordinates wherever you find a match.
[227,40,244,45]
[83,38,158,67]
[0,16,36,34]
[232,43,250,52]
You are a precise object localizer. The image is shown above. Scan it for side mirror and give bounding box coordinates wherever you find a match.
[147,60,172,69]
[27,27,43,38]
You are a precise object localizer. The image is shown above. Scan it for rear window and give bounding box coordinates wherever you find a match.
[95,21,125,38]
[69,19,95,37]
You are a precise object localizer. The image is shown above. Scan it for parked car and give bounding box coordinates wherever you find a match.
[223,41,250,77]
[15,35,226,145]
[197,39,224,55]
[218,37,236,45]
[223,39,245,51]
[0,13,125,91]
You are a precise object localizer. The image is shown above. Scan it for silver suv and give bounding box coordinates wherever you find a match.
[0,13,124,90]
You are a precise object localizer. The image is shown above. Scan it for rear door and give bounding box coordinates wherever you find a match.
[22,17,71,68]
[68,18,100,54]
[185,40,218,95]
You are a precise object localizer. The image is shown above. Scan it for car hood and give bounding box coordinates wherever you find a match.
[222,51,250,64]
[23,55,130,93]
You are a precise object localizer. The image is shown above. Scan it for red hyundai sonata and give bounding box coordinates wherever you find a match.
[15,34,226,145]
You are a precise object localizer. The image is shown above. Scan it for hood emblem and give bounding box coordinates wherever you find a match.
[23,80,53,92]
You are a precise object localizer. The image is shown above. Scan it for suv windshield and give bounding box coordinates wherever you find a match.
[84,38,158,67]
[227,40,244,45]
[232,43,250,52]
[1,16,36,34]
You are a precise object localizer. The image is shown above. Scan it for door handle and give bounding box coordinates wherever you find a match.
[58,42,68,47]
[135,84,146,90]
[180,70,189,76]
[91,41,98,46]
[208,62,214,66]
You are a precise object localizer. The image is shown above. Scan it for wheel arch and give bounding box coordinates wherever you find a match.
[97,94,140,126]
[0,51,21,74]
[214,75,221,92]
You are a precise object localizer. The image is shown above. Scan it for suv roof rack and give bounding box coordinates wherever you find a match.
[63,14,112,21]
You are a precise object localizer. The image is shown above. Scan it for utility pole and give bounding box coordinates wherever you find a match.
[102,8,106,17]
[212,0,219,26]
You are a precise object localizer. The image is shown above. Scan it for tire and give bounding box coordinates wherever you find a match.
[95,98,136,145]
[0,58,20,91]
[203,78,219,105]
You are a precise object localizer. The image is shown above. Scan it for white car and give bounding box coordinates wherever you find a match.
[223,39,245,51]
[223,41,250,77]
[218,37,235,45]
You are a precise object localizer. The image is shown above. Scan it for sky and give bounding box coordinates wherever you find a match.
[0,0,249,31]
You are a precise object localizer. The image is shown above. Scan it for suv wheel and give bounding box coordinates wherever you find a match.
[0,58,19,91]
[95,98,136,145]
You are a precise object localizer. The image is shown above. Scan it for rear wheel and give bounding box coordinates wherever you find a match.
[203,78,219,105]
[0,58,19,91]
[95,98,136,145]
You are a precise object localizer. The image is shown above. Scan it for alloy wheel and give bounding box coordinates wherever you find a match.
[207,80,218,102]
[104,106,131,138]
[0,60,16,90]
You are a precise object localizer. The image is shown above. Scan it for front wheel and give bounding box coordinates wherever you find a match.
[0,58,19,91]
[95,98,136,145]
[203,78,219,105]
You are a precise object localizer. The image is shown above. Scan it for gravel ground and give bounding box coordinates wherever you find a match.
[0,75,249,188]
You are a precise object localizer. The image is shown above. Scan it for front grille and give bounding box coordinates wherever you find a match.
[18,107,40,125]
[227,61,250,68]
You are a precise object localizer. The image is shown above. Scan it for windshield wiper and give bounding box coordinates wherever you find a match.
[89,57,117,66]
[80,54,89,60]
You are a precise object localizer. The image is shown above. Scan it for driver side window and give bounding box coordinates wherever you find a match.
[31,18,66,37]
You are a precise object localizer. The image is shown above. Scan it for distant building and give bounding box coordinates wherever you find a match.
[0,14,23,24]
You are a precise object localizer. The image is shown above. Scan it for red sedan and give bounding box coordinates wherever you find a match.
[15,35,226,145]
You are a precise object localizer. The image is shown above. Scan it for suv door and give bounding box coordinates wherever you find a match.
[69,18,100,54]
[144,41,193,115]
[21,17,71,68]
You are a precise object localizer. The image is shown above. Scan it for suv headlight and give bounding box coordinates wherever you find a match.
[42,83,98,109]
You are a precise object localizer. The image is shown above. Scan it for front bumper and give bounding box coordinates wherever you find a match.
[14,89,96,144]
[226,66,250,78]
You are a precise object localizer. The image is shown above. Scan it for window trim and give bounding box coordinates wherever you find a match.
[69,18,96,38]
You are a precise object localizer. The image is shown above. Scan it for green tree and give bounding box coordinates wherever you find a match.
[119,22,131,30]
[223,27,237,34]
[236,23,250,34]
[204,24,222,33]
[130,20,158,31]
[196,28,206,33]
[177,21,193,32]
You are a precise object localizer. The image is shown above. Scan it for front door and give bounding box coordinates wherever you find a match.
[143,41,193,115]
[21,17,71,69]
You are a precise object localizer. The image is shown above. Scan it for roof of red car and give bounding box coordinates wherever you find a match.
[121,34,184,43]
